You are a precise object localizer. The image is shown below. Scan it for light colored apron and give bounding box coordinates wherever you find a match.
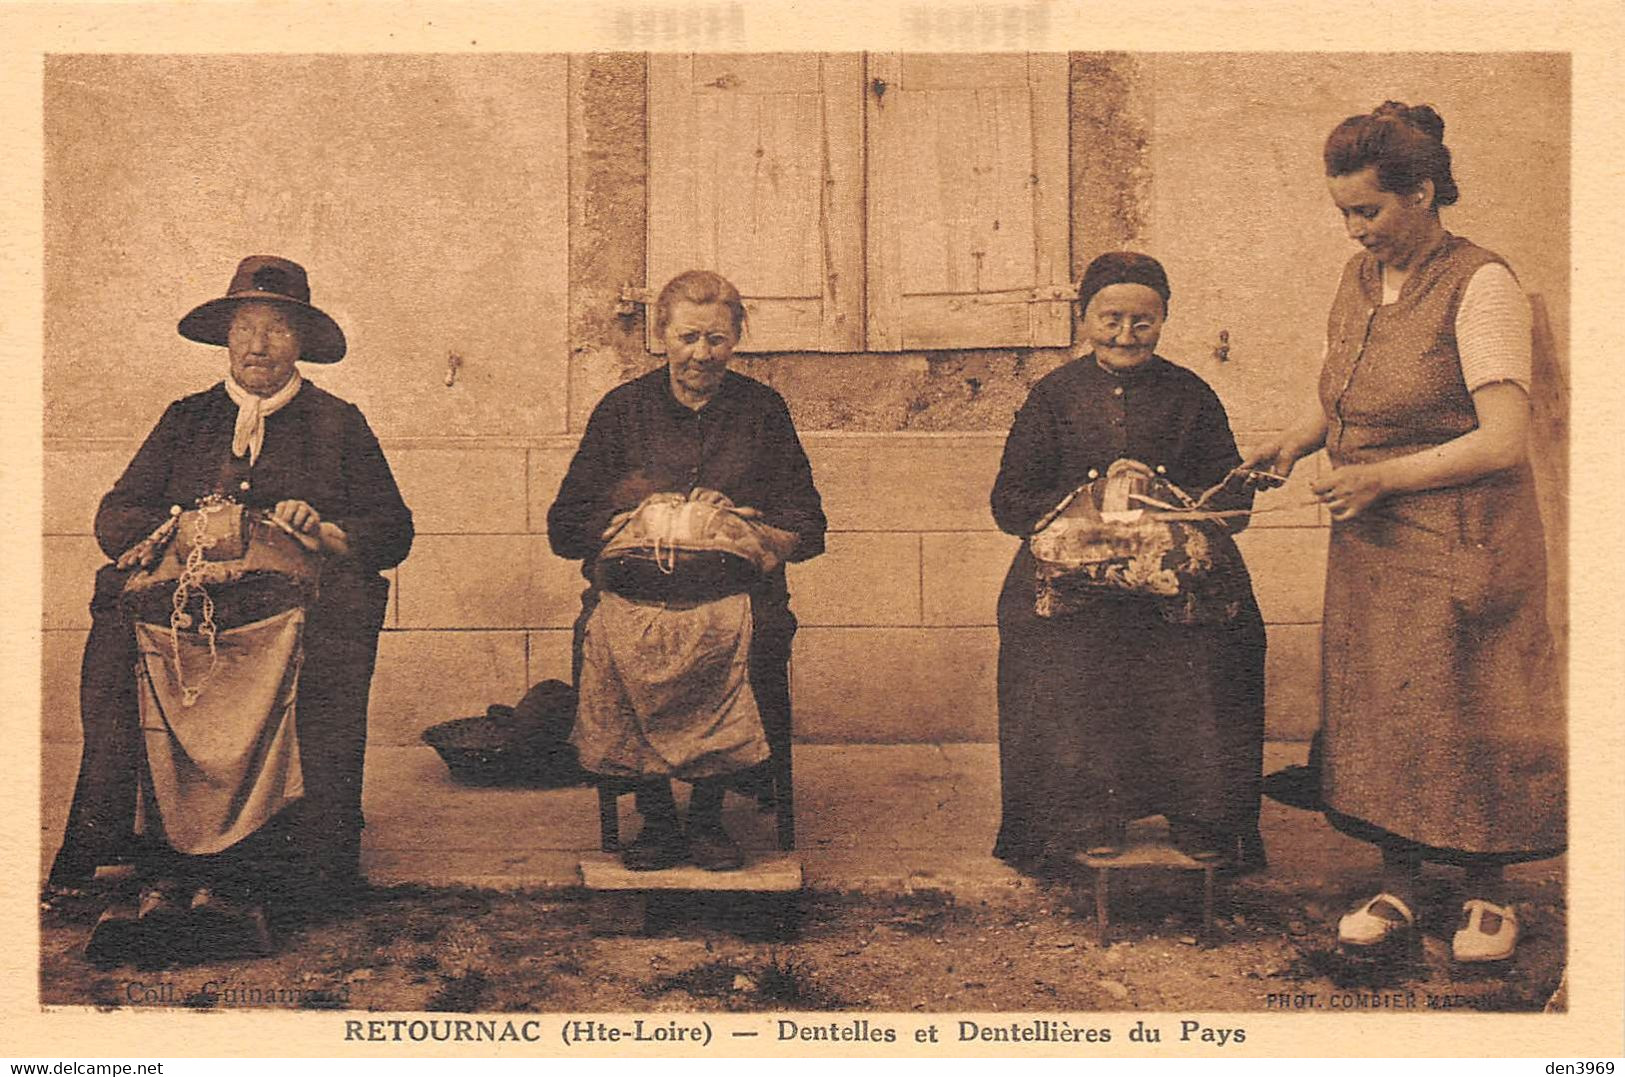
[135,607,306,855]
[573,591,768,780]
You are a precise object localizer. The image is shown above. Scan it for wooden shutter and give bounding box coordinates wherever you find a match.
[866,53,1071,350]
[647,53,864,353]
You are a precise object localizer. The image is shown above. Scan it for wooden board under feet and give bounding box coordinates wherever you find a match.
[1076,841,1213,872]
[1074,818,1214,871]
[578,853,803,892]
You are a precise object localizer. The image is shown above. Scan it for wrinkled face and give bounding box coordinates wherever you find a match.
[1082,283,1165,373]
[1327,166,1435,269]
[662,300,738,408]
[227,302,302,397]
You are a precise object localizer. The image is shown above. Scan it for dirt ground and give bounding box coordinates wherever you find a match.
[39,864,1565,1015]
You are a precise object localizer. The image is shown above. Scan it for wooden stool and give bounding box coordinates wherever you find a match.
[578,852,803,936]
[1076,820,1218,947]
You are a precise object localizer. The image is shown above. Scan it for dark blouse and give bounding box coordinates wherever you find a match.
[96,381,414,577]
[547,369,826,601]
[991,355,1251,536]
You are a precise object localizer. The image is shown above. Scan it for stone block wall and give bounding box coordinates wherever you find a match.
[39,51,1567,756]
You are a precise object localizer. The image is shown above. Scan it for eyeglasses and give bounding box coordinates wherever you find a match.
[674,331,735,348]
[1091,316,1161,337]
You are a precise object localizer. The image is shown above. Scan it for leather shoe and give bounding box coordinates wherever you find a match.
[1169,818,1227,862]
[84,902,143,967]
[688,822,745,872]
[620,825,688,871]
[191,887,276,957]
[134,881,195,965]
[137,882,187,925]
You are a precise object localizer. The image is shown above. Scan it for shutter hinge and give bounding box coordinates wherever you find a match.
[616,284,656,317]
[973,283,1080,305]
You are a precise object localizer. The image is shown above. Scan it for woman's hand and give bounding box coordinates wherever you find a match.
[1237,441,1296,488]
[315,521,351,556]
[690,487,735,508]
[1239,403,1329,489]
[1311,462,1390,521]
[702,497,797,569]
[754,524,799,573]
[599,508,637,541]
[271,500,350,554]
[274,499,322,534]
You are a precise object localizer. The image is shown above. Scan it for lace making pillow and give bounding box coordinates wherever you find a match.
[1027,460,1248,625]
[595,492,782,603]
[122,498,322,629]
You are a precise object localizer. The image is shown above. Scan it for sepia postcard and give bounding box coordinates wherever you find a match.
[1,0,1621,1063]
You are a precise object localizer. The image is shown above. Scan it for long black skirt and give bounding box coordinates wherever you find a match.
[993,545,1267,866]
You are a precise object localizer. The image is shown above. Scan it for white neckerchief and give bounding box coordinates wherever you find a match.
[223,371,303,467]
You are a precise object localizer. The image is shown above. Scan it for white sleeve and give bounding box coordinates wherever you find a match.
[1456,262,1532,393]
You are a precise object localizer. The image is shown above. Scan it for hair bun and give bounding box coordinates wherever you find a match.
[1372,100,1445,142]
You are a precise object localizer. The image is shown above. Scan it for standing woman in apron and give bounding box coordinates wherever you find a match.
[1244,102,1565,965]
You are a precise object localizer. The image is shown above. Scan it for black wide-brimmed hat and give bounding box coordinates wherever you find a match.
[178,255,347,363]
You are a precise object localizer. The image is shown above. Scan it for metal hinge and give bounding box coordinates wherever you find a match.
[616,284,656,317]
[973,283,1080,305]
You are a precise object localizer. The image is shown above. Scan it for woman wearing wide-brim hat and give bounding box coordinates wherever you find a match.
[47,255,414,961]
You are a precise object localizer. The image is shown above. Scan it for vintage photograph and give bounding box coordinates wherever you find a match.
[6,9,1617,1058]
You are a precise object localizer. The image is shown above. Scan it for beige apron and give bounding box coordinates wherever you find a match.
[573,591,768,780]
[135,607,306,855]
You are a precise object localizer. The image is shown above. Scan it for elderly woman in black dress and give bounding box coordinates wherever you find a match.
[991,252,1267,872]
[48,256,413,958]
[548,270,825,872]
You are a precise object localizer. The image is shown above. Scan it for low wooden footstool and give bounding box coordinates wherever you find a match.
[1075,820,1217,947]
[578,853,803,936]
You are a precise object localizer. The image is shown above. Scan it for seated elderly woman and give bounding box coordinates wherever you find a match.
[47,256,413,960]
[991,252,1268,872]
[548,269,826,872]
